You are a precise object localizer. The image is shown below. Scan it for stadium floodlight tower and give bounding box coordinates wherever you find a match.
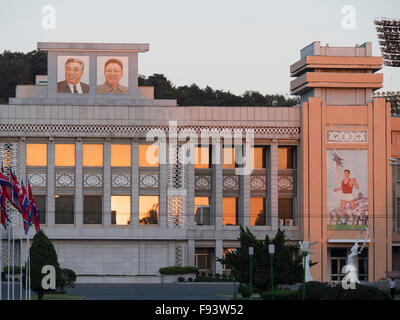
[374,17,400,115]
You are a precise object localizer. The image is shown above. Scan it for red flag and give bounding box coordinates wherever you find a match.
[9,169,31,233]
[28,183,40,233]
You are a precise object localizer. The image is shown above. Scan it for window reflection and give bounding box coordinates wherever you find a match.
[111,144,131,167]
[250,197,266,226]
[83,144,103,167]
[223,197,237,225]
[222,147,235,169]
[139,145,159,167]
[195,146,210,168]
[139,195,159,224]
[194,196,211,225]
[55,144,75,166]
[111,196,131,225]
[251,147,266,169]
[278,147,294,169]
[27,144,47,166]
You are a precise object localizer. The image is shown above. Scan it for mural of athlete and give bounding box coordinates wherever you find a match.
[333,169,359,224]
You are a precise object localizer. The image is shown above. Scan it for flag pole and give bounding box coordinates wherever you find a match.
[25,235,28,300]
[19,217,22,300]
[0,224,2,301]
[12,223,14,300]
[28,235,31,300]
[7,223,9,300]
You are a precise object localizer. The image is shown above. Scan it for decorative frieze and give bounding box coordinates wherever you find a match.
[195,175,212,191]
[250,175,266,192]
[112,174,130,188]
[278,174,293,191]
[140,173,159,189]
[28,173,46,187]
[327,130,368,143]
[83,173,103,188]
[56,173,74,187]
[223,175,239,192]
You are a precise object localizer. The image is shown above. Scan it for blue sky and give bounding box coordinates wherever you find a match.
[0,0,399,95]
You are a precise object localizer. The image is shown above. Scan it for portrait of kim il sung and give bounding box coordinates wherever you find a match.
[57,56,90,94]
[96,57,129,94]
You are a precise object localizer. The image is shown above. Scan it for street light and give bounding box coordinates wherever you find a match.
[268,244,275,301]
[301,241,309,301]
[249,247,254,300]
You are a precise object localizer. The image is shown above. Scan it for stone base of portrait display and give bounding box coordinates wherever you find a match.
[161,273,197,284]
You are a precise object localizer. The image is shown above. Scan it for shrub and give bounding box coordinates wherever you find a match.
[215,273,221,278]
[324,283,391,300]
[159,266,199,275]
[208,272,213,277]
[263,290,298,300]
[238,283,251,298]
[222,273,227,279]
[177,277,185,282]
[297,281,331,300]
[3,266,26,274]
[188,277,193,282]
[58,268,76,294]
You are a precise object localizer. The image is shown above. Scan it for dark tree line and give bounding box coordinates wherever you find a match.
[0,49,300,106]
[0,50,47,103]
[139,74,300,106]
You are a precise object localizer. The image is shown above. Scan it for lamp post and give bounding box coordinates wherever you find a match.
[268,244,275,301]
[301,241,309,301]
[249,247,254,300]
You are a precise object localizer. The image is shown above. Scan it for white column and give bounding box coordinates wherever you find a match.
[239,143,251,227]
[75,138,83,228]
[131,139,139,229]
[18,137,26,184]
[270,141,279,230]
[47,138,55,226]
[214,144,223,230]
[215,240,223,275]
[187,239,195,267]
[103,139,111,226]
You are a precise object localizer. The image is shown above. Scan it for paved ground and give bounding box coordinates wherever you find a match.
[1,282,236,300]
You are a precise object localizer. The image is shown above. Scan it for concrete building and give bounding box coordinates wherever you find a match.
[0,41,398,283]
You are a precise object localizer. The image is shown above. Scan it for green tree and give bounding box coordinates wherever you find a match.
[218,226,305,295]
[23,230,61,300]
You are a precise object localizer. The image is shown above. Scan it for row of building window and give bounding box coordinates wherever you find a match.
[25,144,295,169]
[34,194,294,227]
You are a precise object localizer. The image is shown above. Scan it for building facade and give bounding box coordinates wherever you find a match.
[0,41,398,282]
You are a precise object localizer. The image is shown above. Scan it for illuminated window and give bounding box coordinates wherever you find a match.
[27,144,47,166]
[251,147,266,169]
[195,146,211,168]
[250,197,266,226]
[83,196,102,224]
[34,195,46,224]
[55,144,75,166]
[111,144,131,167]
[194,196,211,225]
[223,197,237,226]
[55,195,74,224]
[139,145,159,167]
[83,144,103,167]
[222,147,235,169]
[278,147,294,170]
[139,196,159,224]
[111,196,131,225]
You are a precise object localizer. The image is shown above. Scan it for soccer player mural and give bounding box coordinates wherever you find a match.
[327,150,368,230]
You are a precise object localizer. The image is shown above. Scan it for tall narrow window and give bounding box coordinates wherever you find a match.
[27,144,47,166]
[111,196,131,225]
[139,195,159,224]
[251,147,266,169]
[55,144,75,166]
[111,144,131,167]
[222,147,235,169]
[34,195,46,224]
[194,196,211,225]
[222,197,238,226]
[139,145,159,167]
[83,196,102,224]
[195,146,211,169]
[278,197,293,221]
[250,197,266,226]
[278,147,294,169]
[55,195,74,224]
[83,144,103,167]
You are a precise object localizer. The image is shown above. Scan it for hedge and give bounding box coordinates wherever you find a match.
[262,290,298,300]
[297,281,331,300]
[159,266,199,275]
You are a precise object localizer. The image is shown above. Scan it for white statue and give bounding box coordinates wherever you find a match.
[299,241,318,282]
[341,227,369,286]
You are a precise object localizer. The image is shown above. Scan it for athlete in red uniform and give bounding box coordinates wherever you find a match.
[333,169,359,224]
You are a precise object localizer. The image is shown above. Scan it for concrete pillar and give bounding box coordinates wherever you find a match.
[214,144,223,230]
[75,138,83,228]
[240,144,251,227]
[131,139,139,229]
[159,139,168,228]
[47,138,55,226]
[270,140,278,230]
[187,161,195,228]
[139,241,146,274]
[187,239,195,267]
[168,242,175,266]
[18,137,26,183]
[215,240,223,275]
[103,139,111,226]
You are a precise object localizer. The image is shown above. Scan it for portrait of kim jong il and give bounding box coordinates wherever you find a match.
[96,57,129,94]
